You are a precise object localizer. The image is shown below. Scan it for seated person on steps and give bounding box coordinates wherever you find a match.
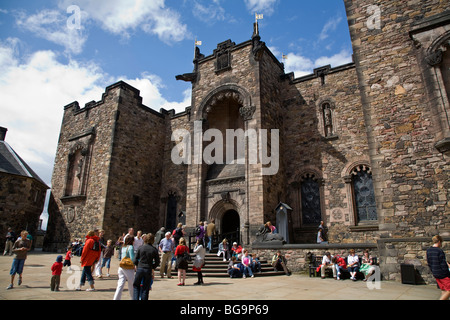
[320,252,337,279]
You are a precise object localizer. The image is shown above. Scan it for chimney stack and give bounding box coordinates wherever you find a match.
[0,127,7,141]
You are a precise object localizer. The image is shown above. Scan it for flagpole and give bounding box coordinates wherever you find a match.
[194,37,197,59]
[255,13,263,35]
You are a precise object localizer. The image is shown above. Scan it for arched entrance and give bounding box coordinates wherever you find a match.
[221,209,240,234]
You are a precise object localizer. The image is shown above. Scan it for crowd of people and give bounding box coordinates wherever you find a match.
[315,249,377,281]
[3,225,450,300]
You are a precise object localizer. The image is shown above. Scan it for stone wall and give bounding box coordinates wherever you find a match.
[185,40,267,244]
[159,111,191,231]
[45,83,120,250]
[376,237,450,283]
[344,0,449,239]
[103,83,166,238]
[252,237,449,285]
[282,64,375,244]
[0,173,47,250]
[259,48,288,231]
[45,82,169,249]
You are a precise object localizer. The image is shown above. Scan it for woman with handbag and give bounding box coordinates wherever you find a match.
[175,237,190,286]
[193,238,206,285]
[113,236,135,300]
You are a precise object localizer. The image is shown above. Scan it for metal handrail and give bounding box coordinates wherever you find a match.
[188,230,240,252]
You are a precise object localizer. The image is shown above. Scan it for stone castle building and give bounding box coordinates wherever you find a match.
[0,127,49,250]
[45,1,449,282]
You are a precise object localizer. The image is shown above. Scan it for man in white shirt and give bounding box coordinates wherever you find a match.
[133,230,144,254]
[321,252,337,279]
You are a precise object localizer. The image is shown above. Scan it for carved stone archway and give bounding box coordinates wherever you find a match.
[198,84,255,121]
[208,198,241,234]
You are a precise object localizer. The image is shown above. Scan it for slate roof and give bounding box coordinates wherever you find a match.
[0,140,49,188]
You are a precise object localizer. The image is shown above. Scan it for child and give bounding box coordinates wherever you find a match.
[241,250,254,278]
[64,246,72,271]
[101,240,114,277]
[51,255,63,291]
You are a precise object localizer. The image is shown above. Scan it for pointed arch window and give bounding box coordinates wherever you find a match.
[351,165,377,223]
[300,173,323,225]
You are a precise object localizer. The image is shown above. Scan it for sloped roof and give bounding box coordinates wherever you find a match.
[0,140,49,188]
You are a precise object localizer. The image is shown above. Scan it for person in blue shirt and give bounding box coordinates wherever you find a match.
[158,232,175,278]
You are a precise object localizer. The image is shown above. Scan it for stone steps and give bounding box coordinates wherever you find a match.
[156,253,286,278]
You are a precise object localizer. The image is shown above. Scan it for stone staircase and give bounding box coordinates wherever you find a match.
[157,253,286,278]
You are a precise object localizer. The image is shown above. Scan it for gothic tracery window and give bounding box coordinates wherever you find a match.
[300,173,322,225]
[351,165,377,223]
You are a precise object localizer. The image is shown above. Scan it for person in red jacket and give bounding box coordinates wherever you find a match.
[231,242,243,259]
[334,255,347,280]
[76,230,101,291]
[51,255,63,291]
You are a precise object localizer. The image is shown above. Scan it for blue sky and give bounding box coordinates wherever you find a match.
[0,0,353,189]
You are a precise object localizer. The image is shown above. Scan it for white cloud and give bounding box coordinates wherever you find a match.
[0,39,190,185]
[284,54,314,78]
[124,73,191,113]
[0,40,106,172]
[58,0,190,44]
[318,15,343,42]
[192,0,226,24]
[15,9,88,55]
[314,49,353,68]
[271,46,353,78]
[244,0,278,15]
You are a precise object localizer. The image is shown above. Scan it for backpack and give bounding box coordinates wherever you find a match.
[175,227,183,238]
[92,240,100,251]
[195,226,201,236]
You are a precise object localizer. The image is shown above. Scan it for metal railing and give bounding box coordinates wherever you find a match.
[188,230,240,252]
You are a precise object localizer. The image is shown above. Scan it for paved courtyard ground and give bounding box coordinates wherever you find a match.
[0,251,441,302]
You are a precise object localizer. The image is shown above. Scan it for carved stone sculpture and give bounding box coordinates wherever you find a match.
[254,224,285,244]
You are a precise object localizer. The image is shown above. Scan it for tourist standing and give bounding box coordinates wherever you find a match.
[426,235,450,300]
[173,223,183,246]
[159,232,175,278]
[175,237,190,286]
[154,227,165,246]
[195,221,205,242]
[6,230,31,289]
[3,227,16,256]
[206,219,216,252]
[193,238,206,285]
[63,246,72,271]
[123,228,135,243]
[113,236,135,300]
[115,233,125,260]
[50,255,63,291]
[133,233,160,300]
[133,230,144,254]
[77,230,101,291]
[101,239,115,277]
[94,229,106,277]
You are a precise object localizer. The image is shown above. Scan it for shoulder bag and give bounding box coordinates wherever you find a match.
[120,246,135,270]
